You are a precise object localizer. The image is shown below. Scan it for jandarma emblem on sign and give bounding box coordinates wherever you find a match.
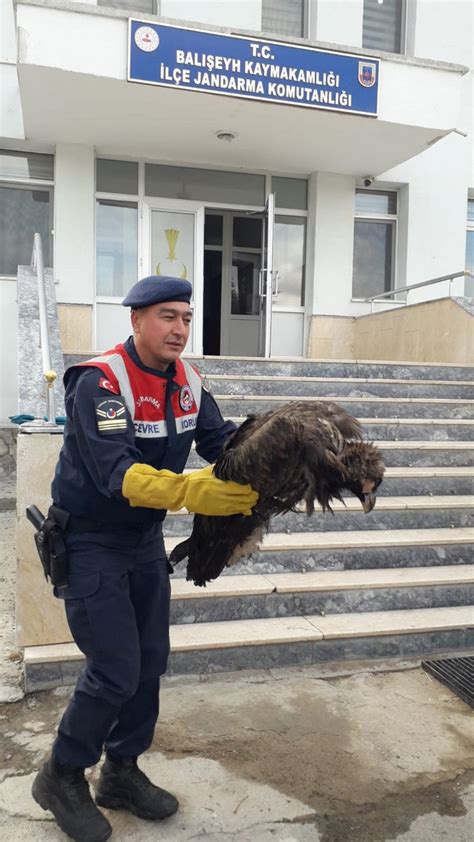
[358,62,377,88]
[128,20,380,117]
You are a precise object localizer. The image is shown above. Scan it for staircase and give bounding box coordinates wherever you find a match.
[21,356,474,687]
[164,357,474,673]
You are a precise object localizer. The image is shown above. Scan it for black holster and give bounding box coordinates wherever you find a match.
[26,504,69,588]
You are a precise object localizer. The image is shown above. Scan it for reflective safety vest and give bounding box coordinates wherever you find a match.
[76,343,202,440]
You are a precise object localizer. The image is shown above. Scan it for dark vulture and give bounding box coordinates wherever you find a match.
[170,400,385,586]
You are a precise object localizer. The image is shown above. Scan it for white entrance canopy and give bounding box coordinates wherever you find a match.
[15,1,468,176]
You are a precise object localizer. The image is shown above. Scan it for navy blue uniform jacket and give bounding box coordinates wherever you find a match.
[52,337,236,528]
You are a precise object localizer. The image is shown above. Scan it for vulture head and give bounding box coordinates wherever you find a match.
[338,440,385,513]
[170,400,385,586]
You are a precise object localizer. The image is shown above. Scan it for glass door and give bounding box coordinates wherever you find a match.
[143,199,204,355]
[202,204,277,357]
[259,193,276,357]
[226,213,263,356]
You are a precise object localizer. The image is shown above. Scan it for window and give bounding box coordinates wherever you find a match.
[0,150,54,278]
[0,150,54,182]
[466,199,474,298]
[261,0,306,37]
[160,1,306,37]
[145,164,265,205]
[96,159,139,195]
[97,0,157,13]
[352,189,397,299]
[0,186,53,276]
[363,0,405,54]
[99,0,306,35]
[272,177,307,211]
[96,200,138,297]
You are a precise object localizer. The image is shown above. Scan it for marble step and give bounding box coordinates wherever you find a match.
[367,441,474,467]
[186,440,474,469]
[23,605,474,689]
[186,466,474,490]
[214,394,474,419]
[168,566,474,625]
[163,495,474,537]
[183,465,474,497]
[221,417,474,441]
[167,606,474,674]
[230,418,474,442]
[369,467,474,497]
[6,418,474,443]
[62,353,474,382]
[205,374,474,400]
[190,356,474,382]
[165,527,474,577]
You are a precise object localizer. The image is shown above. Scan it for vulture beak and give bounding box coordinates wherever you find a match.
[362,492,376,513]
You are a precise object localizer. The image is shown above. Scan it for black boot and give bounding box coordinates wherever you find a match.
[95,753,179,821]
[32,755,112,842]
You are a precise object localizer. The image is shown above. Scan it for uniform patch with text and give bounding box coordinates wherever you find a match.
[94,397,128,435]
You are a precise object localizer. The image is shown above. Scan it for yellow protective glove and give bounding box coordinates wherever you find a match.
[122,463,258,516]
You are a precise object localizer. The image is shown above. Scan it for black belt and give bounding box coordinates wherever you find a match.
[48,505,158,534]
[66,515,111,533]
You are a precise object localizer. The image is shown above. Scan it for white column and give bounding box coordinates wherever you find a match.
[311,172,357,316]
[0,0,25,138]
[54,144,95,304]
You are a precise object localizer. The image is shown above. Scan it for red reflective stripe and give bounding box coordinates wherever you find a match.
[71,345,201,424]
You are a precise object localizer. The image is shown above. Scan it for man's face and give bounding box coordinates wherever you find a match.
[131,301,192,369]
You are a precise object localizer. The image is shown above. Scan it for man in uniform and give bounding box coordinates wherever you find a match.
[32,275,258,842]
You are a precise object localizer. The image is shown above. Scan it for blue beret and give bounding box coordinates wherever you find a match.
[122,275,192,308]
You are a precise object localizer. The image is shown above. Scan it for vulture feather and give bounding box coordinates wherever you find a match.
[169,400,385,586]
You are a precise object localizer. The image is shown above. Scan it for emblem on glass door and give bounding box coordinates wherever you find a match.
[156,228,187,279]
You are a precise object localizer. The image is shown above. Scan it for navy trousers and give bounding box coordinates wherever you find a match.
[52,523,170,769]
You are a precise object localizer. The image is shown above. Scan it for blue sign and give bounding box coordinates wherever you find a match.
[128,21,379,117]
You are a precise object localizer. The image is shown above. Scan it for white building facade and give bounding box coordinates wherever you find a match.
[0,0,473,419]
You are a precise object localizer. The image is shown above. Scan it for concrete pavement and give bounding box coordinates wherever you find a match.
[0,660,473,841]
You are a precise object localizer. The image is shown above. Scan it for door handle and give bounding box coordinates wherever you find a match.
[272,270,279,297]
[260,269,278,298]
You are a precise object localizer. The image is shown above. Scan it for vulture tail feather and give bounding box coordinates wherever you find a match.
[168,538,191,566]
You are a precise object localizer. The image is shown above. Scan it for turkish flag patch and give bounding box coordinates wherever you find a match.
[99,377,119,395]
